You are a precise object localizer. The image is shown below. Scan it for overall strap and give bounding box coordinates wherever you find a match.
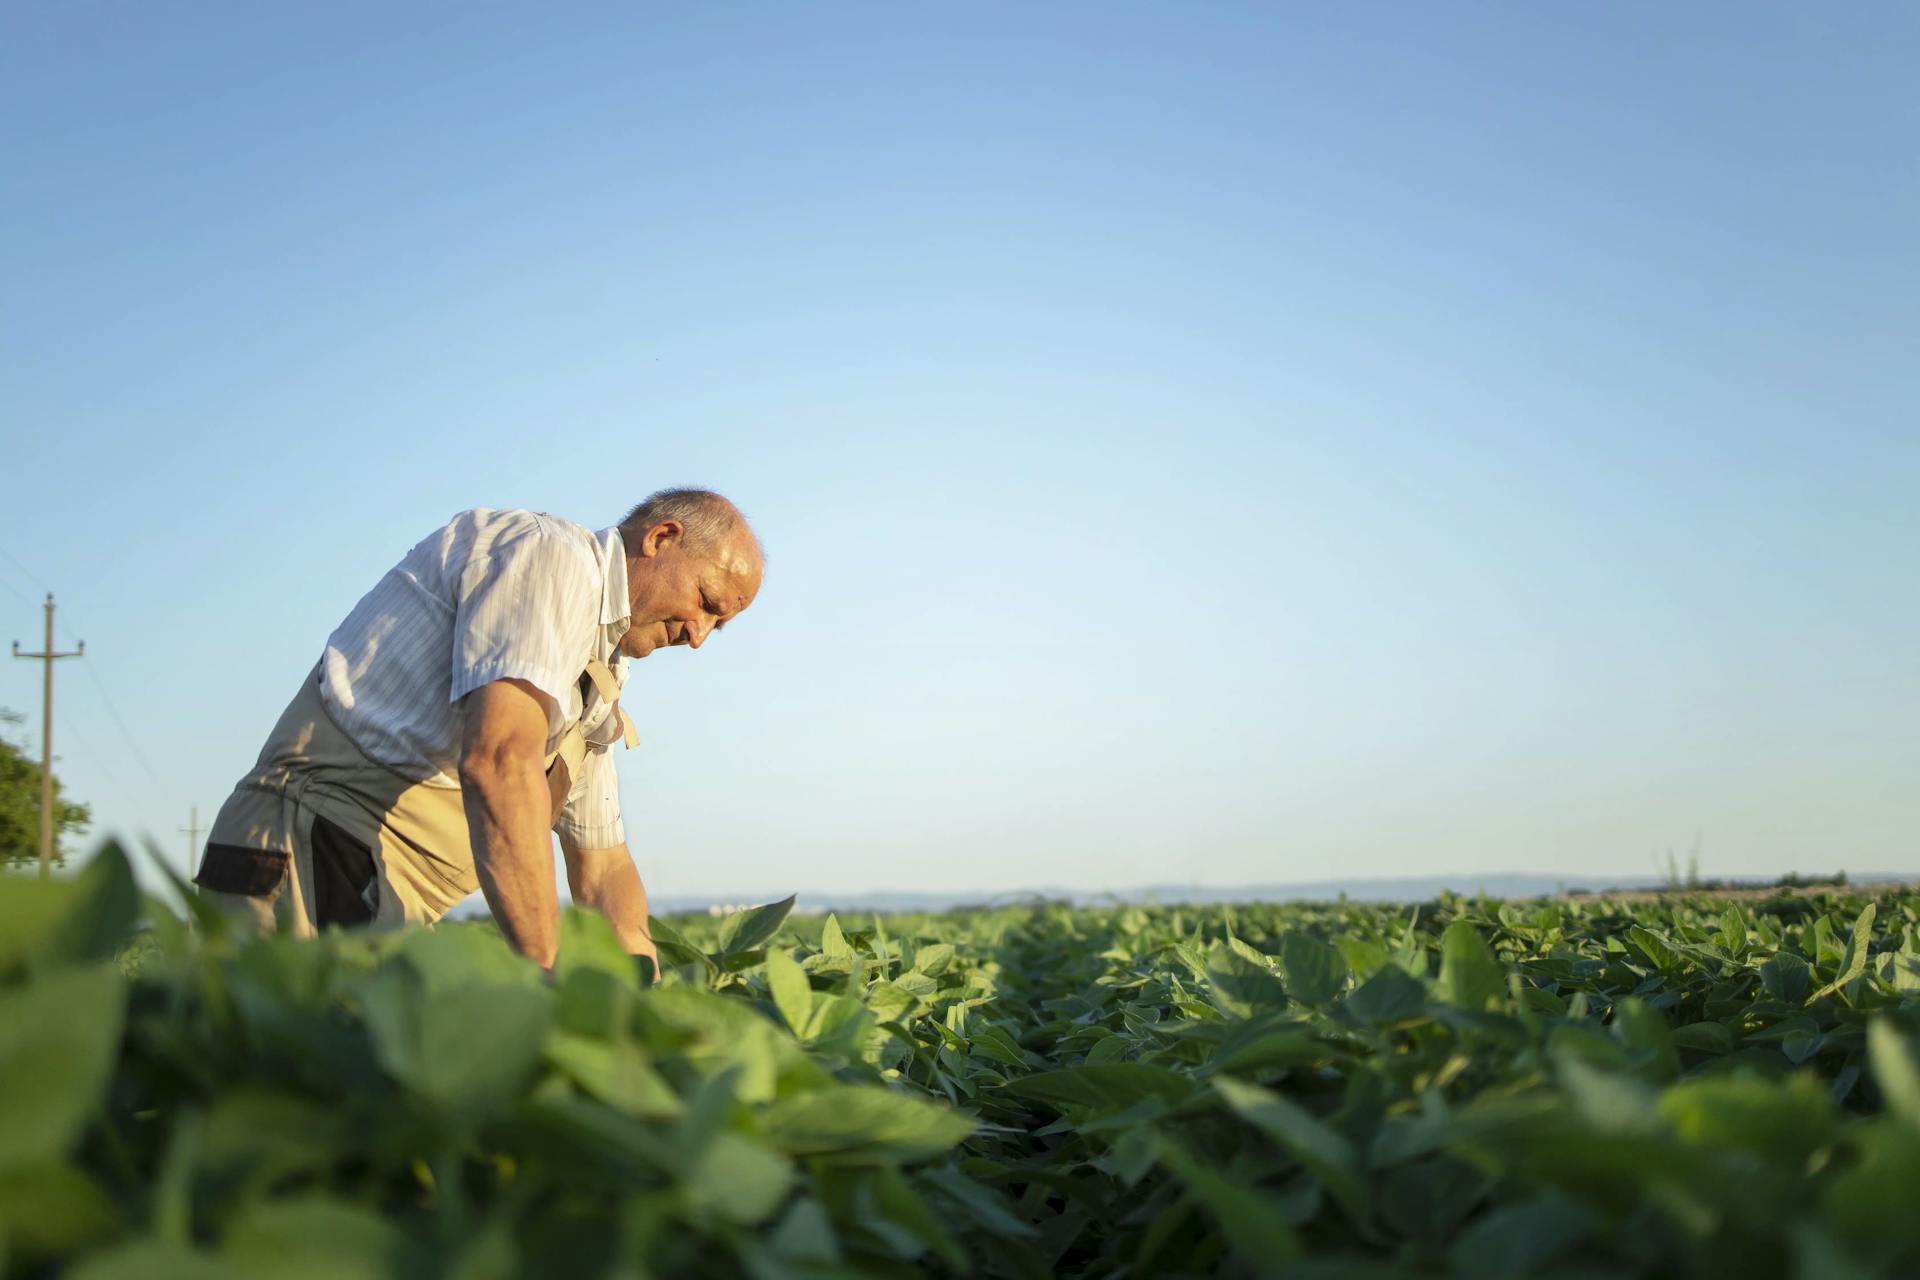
[547,723,588,776]
[581,656,639,749]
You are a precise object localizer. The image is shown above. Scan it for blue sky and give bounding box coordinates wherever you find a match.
[2,4,1914,902]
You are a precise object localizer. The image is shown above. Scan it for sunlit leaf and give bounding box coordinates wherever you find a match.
[718,895,797,957]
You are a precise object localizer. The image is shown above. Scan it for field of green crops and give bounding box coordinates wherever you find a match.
[8,846,1920,1278]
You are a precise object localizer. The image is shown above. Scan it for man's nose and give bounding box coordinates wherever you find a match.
[685,619,709,649]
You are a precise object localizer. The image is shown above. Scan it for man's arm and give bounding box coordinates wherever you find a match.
[458,678,562,969]
[560,838,657,971]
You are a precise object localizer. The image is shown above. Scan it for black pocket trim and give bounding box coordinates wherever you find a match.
[311,813,378,929]
[193,843,290,897]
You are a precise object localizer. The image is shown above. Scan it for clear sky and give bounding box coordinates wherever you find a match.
[2,4,1915,903]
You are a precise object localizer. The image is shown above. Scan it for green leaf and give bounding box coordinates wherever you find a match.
[442,1220,518,1280]
[911,943,957,977]
[1343,964,1428,1026]
[0,844,139,982]
[1210,1029,1328,1075]
[0,878,80,980]
[758,1085,974,1162]
[969,1023,1029,1069]
[865,979,923,1025]
[1439,921,1505,1012]
[545,1032,684,1120]
[1718,907,1749,956]
[0,1162,116,1259]
[717,894,797,957]
[1553,1052,1661,1135]
[1791,1226,1882,1280]
[1886,953,1920,993]
[40,843,141,973]
[1809,903,1876,1004]
[1227,933,1272,970]
[871,1165,969,1272]
[1337,935,1390,979]
[388,924,541,993]
[768,1196,841,1263]
[801,992,877,1062]
[1626,926,1682,972]
[1671,1022,1736,1055]
[1760,952,1812,1005]
[1380,1157,1487,1251]
[363,975,551,1121]
[636,987,791,1102]
[553,965,629,1039]
[1213,1075,1370,1223]
[0,965,126,1166]
[681,1131,796,1225]
[554,906,643,992]
[1815,1122,1920,1261]
[1657,1073,1835,1161]
[1448,1190,1596,1278]
[1278,931,1349,1006]
[763,947,813,1036]
[1157,1137,1300,1269]
[200,1089,343,1182]
[1000,1064,1198,1112]
[1612,996,1679,1082]
[820,913,854,962]
[221,1196,414,1280]
[922,1166,1038,1240]
[69,1243,247,1280]
[1782,1024,1826,1065]
[1206,942,1289,1016]
[894,969,940,997]
[645,914,715,974]
[1869,1020,1920,1128]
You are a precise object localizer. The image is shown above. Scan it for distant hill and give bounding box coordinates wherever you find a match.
[649,870,1914,917]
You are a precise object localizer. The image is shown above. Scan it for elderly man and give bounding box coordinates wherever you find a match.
[194,488,763,970]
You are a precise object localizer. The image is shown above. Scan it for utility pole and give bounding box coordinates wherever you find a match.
[12,594,84,878]
[179,805,204,879]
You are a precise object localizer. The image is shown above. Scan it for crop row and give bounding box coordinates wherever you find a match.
[6,845,1920,1277]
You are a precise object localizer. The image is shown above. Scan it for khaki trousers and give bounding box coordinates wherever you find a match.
[195,666,480,937]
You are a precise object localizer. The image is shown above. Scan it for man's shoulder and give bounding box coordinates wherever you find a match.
[445,506,589,538]
[439,508,599,564]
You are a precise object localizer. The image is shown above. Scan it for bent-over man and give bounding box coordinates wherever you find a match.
[193,488,764,970]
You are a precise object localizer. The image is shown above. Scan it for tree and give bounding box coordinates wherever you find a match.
[0,707,91,868]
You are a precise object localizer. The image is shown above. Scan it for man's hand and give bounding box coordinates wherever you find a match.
[459,679,561,969]
[561,839,658,974]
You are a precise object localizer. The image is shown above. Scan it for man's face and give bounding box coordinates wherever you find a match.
[618,521,762,660]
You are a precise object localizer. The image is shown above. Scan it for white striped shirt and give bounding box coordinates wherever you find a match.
[319,508,632,848]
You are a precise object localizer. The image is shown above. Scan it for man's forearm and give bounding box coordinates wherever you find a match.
[460,758,560,969]
[565,843,656,963]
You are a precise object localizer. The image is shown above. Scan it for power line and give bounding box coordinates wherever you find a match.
[0,568,33,610]
[78,659,161,786]
[0,545,83,649]
[53,702,126,795]
[0,546,47,593]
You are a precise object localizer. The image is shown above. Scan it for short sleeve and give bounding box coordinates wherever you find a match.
[554,747,624,848]
[448,523,599,737]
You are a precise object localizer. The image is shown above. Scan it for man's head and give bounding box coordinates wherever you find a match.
[616,488,764,659]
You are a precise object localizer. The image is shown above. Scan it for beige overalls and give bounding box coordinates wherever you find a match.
[195,659,634,937]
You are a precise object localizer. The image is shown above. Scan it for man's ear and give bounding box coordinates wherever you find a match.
[641,519,684,557]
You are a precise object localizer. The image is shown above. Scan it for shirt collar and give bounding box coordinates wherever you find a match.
[595,527,631,632]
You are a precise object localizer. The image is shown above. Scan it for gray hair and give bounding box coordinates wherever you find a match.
[619,488,754,558]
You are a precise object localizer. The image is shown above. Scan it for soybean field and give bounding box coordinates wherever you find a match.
[7,844,1920,1278]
